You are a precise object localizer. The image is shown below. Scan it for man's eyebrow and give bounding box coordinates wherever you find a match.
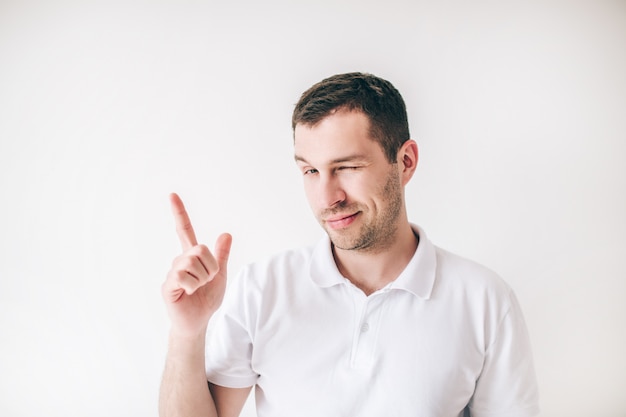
[294,154,308,164]
[294,154,369,164]
[330,154,369,164]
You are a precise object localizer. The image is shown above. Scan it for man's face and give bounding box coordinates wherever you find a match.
[294,110,404,253]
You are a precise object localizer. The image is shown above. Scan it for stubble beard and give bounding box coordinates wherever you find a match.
[322,168,403,254]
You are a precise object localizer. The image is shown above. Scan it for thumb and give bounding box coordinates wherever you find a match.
[214,233,233,272]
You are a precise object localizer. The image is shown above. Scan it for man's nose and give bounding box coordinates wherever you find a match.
[318,175,346,209]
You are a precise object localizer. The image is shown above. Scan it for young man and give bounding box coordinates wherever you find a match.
[159,73,539,417]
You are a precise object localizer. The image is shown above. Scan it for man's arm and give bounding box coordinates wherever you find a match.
[159,193,250,417]
[159,332,217,417]
[159,332,252,417]
[210,383,253,417]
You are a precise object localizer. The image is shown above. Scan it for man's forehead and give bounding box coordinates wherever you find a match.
[293,123,382,166]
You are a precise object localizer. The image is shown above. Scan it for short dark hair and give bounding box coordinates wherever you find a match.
[292,72,410,163]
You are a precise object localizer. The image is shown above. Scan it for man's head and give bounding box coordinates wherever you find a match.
[293,73,418,254]
[292,72,410,164]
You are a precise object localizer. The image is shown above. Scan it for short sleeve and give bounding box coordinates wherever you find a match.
[205,267,259,388]
[469,290,540,417]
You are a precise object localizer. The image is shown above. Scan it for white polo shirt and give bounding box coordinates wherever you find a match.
[206,226,539,417]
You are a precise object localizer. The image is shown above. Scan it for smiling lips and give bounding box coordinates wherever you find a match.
[324,212,359,230]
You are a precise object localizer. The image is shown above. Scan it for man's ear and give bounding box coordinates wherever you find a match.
[398,139,418,185]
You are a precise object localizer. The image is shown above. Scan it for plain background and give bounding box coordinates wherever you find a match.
[1,0,625,416]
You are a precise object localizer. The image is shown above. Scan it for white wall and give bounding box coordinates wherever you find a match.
[1,1,624,416]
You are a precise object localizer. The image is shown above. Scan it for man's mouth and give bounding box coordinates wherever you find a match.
[324,212,359,230]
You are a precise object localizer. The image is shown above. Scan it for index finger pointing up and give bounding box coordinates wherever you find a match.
[169,193,198,251]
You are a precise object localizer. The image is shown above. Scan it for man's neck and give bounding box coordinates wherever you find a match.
[332,223,419,296]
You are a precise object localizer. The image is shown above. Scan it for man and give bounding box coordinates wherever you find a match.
[159,72,539,417]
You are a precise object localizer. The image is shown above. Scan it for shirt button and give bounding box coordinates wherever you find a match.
[361,322,370,333]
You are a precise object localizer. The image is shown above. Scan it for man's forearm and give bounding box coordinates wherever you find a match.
[159,332,217,417]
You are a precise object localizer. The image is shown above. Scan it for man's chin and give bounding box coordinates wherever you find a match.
[326,230,352,250]
[327,232,368,252]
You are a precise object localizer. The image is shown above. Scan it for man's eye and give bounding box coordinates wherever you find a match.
[338,166,359,171]
[304,168,318,175]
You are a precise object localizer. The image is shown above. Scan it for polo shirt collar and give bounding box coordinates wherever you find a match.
[308,224,437,299]
[309,234,346,288]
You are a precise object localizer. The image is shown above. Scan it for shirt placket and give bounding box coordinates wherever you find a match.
[350,289,388,369]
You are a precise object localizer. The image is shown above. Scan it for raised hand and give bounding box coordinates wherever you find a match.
[162,193,232,338]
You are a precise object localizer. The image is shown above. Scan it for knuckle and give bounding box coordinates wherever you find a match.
[180,256,195,271]
[196,244,210,256]
[173,270,187,283]
[175,274,195,292]
[171,253,189,268]
[208,266,220,279]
